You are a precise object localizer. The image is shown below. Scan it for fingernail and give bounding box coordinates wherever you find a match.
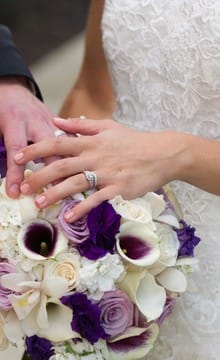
[14,152,24,162]
[20,183,30,194]
[64,211,75,222]
[53,117,65,122]
[35,194,46,206]
[9,184,20,196]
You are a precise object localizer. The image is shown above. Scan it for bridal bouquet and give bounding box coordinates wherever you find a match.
[0,163,200,360]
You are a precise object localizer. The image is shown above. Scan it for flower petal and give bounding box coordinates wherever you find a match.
[17,219,68,260]
[37,299,79,342]
[4,310,23,345]
[107,324,159,360]
[157,267,187,293]
[119,270,166,321]
[116,221,160,267]
[8,290,40,320]
[143,192,166,218]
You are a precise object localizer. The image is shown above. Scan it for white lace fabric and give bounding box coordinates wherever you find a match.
[102,1,220,359]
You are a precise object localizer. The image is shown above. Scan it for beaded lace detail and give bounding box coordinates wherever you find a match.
[102,1,220,359]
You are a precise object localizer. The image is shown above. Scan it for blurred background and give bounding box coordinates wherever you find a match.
[0,2,90,358]
[0,0,91,113]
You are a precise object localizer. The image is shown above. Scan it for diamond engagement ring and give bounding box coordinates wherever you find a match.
[54,129,66,137]
[83,170,98,189]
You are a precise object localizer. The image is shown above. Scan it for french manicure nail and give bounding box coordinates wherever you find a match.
[35,195,46,206]
[64,211,74,221]
[14,152,24,161]
[20,183,30,194]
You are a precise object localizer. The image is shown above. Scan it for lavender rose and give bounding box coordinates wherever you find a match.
[0,261,18,310]
[176,220,201,257]
[99,289,134,337]
[58,200,90,244]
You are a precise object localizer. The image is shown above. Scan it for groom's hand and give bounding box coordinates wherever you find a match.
[0,76,57,198]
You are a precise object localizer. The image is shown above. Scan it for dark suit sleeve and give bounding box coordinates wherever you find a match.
[0,24,43,100]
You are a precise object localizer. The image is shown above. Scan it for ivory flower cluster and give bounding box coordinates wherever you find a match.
[0,167,200,360]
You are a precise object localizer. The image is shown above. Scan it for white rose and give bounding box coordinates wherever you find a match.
[110,196,153,225]
[45,253,80,290]
[156,223,179,266]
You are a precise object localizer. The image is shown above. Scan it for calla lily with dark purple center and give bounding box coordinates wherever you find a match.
[25,335,54,360]
[116,221,160,267]
[107,323,159,360]
[176,220,201,257]
[61,292,107,344]
[78,201,121,260]
[58,200,90,244]
[18,219,67,260]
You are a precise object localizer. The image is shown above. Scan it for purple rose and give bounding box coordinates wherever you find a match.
[78,201,121,260]
[99,289,134,337]
[25,335,54,360]
[0,260,18,310]
[176,220,201,257]
[61,292,107,344]
[58,200,90,244]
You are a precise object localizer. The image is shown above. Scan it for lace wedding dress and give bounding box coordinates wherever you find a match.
[102,1,220,359]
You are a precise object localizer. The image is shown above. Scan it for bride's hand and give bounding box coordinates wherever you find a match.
[14,117,190,221]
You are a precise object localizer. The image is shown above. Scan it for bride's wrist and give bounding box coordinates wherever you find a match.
[170,131,203,184]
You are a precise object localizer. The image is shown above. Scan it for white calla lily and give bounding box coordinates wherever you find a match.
[157,267,187,293]
[116,221,160,267]
[36,298,79,342]
[119,270,166,321]
[142,192,166,218]
[108,324,159,360]
[4,310,24,346]
[163,185,183,219]
[17,219,68,260]
[8,290,41,321]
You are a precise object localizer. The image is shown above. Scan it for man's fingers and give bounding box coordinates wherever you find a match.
[4,123,28,197]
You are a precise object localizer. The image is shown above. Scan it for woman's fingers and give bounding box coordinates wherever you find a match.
[19,157,92,195]
[14,135,87,164]
[34,173,90,209]
[62,185,117,222]
[53,117,112,136]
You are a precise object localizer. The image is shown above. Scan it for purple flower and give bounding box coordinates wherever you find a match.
[0,260,18,310]
[61,292,107,344]
[0,137,7,178]
[107,327,153,352]
[176,220,201,257]
[99,289,134,337]
[156,297,176,326]
[78,201,121,260]
[25,335,54,360]
[58,200,90,244]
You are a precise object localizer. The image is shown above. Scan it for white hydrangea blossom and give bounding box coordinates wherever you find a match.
[50,340,108,360]
[78,253,125,299]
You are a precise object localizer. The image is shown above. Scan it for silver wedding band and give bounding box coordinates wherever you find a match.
[54,129,66,137]
[83,170,98,189]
